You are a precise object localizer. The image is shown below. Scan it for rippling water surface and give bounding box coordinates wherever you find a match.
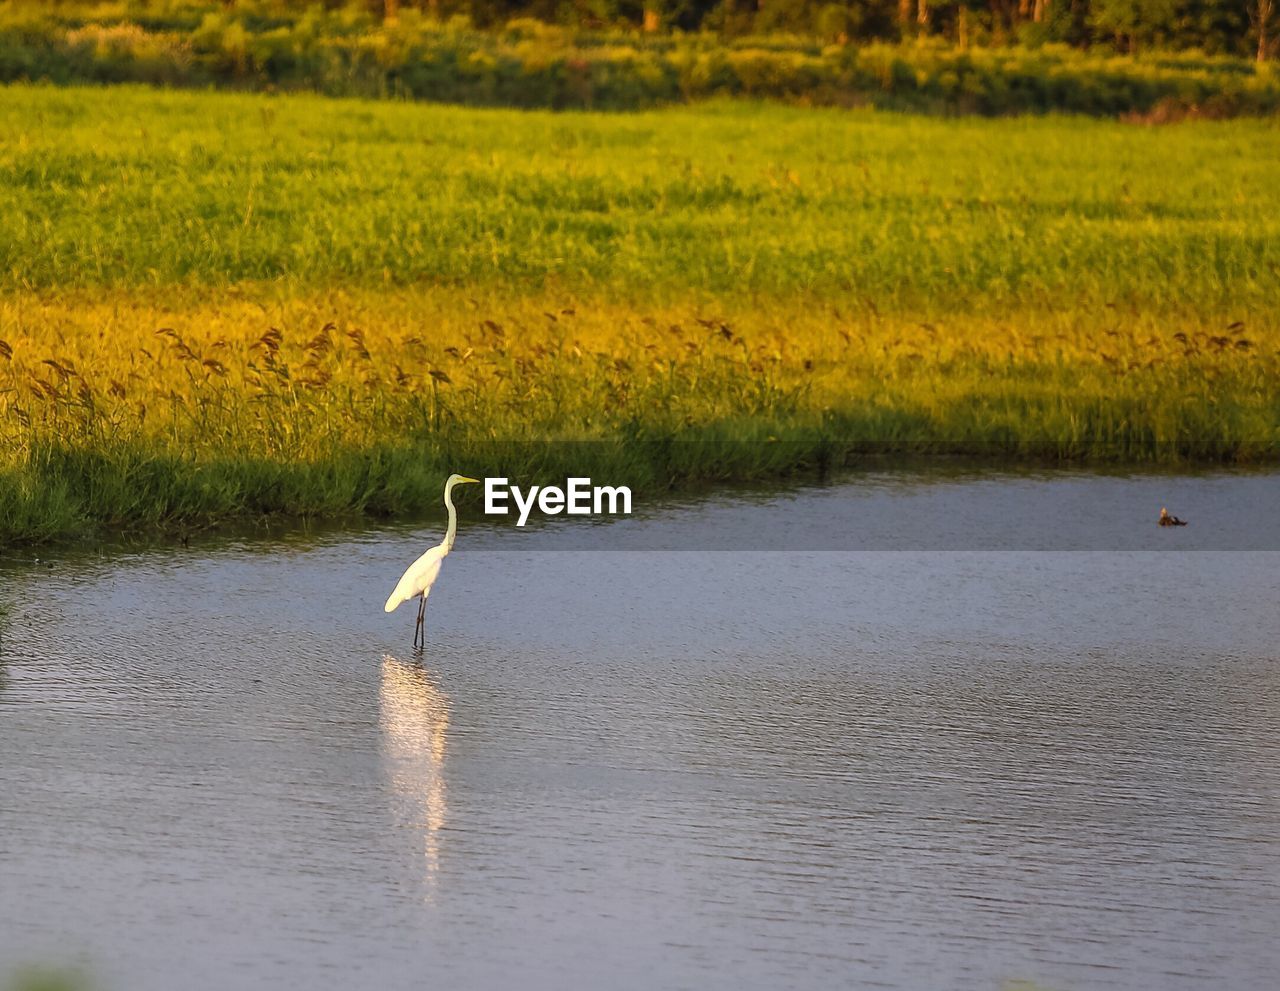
[1,471,1278,990]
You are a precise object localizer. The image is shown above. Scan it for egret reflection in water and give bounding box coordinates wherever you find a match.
[379,655,451,893]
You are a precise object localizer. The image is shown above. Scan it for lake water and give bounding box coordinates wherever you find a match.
[1,469,1278,991]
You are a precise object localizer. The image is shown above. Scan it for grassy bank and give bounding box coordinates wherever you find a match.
[1,5,1278,117]
[1,88,1278,544]
[4,287,1275,542]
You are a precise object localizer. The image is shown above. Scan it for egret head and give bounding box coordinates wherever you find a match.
[447,473,481,489]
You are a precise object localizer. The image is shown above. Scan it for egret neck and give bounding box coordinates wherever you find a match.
[442,474,479,553]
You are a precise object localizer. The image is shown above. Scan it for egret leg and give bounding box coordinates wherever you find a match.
[414,596,426,650]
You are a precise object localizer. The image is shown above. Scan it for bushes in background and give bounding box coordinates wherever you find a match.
[1,4,1277,114]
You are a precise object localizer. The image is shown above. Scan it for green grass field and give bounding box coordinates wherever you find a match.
[2,86,1278,543]
[6,86,1280,305]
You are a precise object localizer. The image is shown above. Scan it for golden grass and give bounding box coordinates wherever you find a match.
[3,285,1275,470]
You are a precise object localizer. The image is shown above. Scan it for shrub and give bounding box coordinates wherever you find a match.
[1,6,1277,116]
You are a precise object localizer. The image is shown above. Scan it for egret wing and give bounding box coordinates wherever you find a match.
[384,543,447,612]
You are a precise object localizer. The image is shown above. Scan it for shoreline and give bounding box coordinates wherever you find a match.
[4,448,1278,549]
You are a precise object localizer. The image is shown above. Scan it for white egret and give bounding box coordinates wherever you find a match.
[385,473,480,648]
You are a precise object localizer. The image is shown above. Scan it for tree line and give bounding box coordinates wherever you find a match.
[27,1,1278,60]
[368,0,1271,58]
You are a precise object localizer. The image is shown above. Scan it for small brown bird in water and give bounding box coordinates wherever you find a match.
[1159,507,1188,527]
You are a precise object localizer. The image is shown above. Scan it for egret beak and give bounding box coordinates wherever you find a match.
[458,476,481,484]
